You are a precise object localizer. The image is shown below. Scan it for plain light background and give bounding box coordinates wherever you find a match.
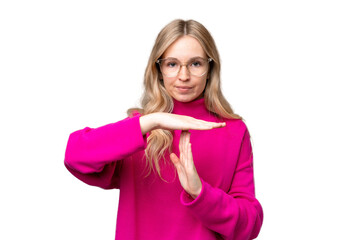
[1,0,359,239]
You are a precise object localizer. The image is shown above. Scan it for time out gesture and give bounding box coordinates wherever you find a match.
[140,112,226,199]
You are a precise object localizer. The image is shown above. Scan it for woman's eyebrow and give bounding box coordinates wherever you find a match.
[164,56,205,61]
[188,56,205,60]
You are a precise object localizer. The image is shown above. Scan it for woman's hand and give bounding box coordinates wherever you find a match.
[140,112,226,135]
[170,131,202,199]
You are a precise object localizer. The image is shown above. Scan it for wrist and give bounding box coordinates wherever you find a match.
[189,183,202,199]
[139,113,159,135]
[150,112,160,130]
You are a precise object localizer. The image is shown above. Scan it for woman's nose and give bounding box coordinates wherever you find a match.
[178,65,190,80]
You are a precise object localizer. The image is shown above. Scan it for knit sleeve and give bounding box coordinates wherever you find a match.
[64,113,147,189]
[180,127,263,240]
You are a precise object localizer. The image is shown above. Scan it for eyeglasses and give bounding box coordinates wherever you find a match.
[156,57,212,77]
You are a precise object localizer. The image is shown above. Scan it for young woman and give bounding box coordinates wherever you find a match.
[64,19,263,240]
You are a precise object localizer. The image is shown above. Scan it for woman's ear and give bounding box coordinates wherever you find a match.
[159,77,164,86]
[158,71,163,80]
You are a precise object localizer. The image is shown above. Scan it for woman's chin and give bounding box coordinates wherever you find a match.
[172,94,196,103]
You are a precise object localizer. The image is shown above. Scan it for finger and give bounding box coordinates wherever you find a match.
[185,141,190,166]
[206,121,226,128]
[193,120,212,129]
[215,122,226,128]
[170,153,180,166]
[181,132,191,167]
[170,153,186,179]
[180,131,185,155]
[185,133,193,167]
[186,132,191,150]
[187,143,192,165]
[186,132,191,155]
[194,120,226,130]
[181,131,189,152]
[183,132,189,166]
[180,131,187,163]
[179,132,183,154]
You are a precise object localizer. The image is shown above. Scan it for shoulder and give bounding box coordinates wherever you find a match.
[213,117,250,147]
[223,117,249,135]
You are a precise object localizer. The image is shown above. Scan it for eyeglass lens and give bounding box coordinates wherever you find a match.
[159,58,209,77]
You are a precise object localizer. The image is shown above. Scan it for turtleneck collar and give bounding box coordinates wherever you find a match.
[171,97,210,118]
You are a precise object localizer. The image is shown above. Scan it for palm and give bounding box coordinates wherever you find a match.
[170,131,202,199]
[157,112,225,131]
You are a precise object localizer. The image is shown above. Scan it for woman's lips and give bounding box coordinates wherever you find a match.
[176,86,192,93]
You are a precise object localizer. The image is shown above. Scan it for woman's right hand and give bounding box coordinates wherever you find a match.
[139,112,226,135]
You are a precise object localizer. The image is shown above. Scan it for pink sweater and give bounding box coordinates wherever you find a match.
[64,97,263,240]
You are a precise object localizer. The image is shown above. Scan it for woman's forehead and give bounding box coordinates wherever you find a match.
[162,36,206,60]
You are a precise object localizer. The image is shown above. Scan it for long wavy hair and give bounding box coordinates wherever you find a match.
[127,19,242,179]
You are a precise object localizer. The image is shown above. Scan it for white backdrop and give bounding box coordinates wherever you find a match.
[1,0,359,239]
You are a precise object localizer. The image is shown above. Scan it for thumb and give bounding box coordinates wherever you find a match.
[170,153,180,165]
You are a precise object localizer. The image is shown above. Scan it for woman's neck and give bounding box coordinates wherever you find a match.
[171,97,209,118]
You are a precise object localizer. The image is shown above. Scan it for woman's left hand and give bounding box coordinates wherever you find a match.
[170,130,202,199]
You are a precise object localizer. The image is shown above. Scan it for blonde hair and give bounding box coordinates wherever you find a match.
[127,19,242,179]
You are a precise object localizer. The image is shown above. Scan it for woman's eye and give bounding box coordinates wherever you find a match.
[165,62,177,68]
[191,61,202,67]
